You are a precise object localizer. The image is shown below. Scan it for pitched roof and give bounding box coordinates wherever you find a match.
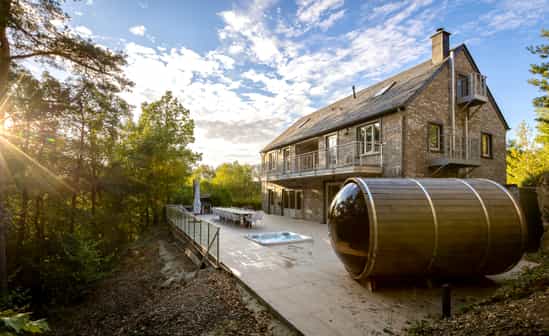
[262,44,509,153]
[262,57,444,152]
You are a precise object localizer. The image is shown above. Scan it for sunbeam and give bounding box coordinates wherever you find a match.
[0,136,73,193]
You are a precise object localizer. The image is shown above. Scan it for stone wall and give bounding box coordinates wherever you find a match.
[404,49,507,184]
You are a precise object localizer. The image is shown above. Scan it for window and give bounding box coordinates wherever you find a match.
[481,133,492,158]
[298,118,310,128]
[326,134,338,166]
[283,148,291,171]
[374,81,396,97]
[268,190,274,205]
[457,74,469,97]
[282,190,288,208]
[296,191,302,210]
[268,152,277,170]
[358,122,381,155]
[289,191,295,210]
[428,123,442,152]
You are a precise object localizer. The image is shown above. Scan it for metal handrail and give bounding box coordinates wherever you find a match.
[261,141,383,176]
[166,205,220,267]
[428,133,480,162]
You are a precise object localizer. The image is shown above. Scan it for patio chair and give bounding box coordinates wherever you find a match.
[250,211,264,227]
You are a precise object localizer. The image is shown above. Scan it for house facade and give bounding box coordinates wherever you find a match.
[259,29,509,224]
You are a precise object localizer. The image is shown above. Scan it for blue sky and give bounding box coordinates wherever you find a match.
[60,0,548,166]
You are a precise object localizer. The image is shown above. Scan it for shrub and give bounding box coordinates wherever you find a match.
[0,310,49,335]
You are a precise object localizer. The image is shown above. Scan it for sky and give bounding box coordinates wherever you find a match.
[58,0,549,166]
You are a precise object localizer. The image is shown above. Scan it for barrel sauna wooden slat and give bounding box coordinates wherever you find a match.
[327,178,527,280]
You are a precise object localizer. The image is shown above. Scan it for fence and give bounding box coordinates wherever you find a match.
[166,205,220,267]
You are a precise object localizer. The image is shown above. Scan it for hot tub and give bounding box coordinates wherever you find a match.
[246,231,313,246]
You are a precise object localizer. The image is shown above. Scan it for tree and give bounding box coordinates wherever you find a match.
[123,91,199,225]
[0,0,128,114]
[210,162,261,208]
[528,29,549,146]
[0,0,129,295]
[507,122,549,185]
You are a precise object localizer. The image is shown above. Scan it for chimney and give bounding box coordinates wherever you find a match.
[430,28,450,64]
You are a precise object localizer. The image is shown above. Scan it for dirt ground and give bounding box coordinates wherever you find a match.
[406,252,549,336]
[49,228,297,336]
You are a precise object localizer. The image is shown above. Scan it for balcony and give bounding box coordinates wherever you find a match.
[261,141,383,182]
[456,72,488,106]
[428,135,480,168]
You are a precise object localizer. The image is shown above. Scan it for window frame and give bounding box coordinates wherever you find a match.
[282,147,291,172]
[357,121,381,156]
[428,122,443,153]
[268,151,277,171]
[296,190,303,210]
[457,73,470,98]
[481,132,493,159]
[325,133,338,165]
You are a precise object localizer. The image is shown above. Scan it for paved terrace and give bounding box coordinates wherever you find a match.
[199,214,529,336]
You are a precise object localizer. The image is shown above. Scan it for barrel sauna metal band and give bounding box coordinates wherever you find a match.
[478,178,528,254]
[354,178,378,279]
[455,179,492,272]
[408,178,439,273]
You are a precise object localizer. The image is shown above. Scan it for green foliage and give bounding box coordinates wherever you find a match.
[508,29,549,186]
[41,234,110,300]
[528,29,549,146]
[0,310,48,335]
[186,162,261,209]
[0,289,31,311]
[2,77,198,304]
[506,122,549,186]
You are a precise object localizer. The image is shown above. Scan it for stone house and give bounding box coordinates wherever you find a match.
[259,29,509,224]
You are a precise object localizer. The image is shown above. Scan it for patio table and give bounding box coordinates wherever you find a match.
[212,207,256,227]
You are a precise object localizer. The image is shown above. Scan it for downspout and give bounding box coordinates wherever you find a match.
[450,51,456,157]
[400,108,405,177]
[465,110,469,160]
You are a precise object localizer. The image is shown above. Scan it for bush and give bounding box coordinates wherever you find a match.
[0,310,49,335]
[40,233,111,302]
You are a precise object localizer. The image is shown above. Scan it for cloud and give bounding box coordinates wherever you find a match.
[296,0,344,25]
[196,119,283,144]
[317,9,345,31]
[460,0,549,37]
[129,25,146,36]
[118,0,538,166]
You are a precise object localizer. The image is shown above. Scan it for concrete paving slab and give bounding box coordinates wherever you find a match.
[199,213,527,336]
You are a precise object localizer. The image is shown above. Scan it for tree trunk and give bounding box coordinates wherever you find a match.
[16,189,29,253]
[0,196,7,296]
[34,196,43,241]
[0,2,11,115]
[70,193,77,233]
[0,0,12,297]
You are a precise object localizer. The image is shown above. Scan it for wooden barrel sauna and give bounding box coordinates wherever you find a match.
[327,178,528,280]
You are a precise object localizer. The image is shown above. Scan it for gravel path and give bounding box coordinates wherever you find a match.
[50,227,297,336]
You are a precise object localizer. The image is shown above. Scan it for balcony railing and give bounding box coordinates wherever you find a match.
[457,72,488,106]
[428,134,480,167]
[261,141,383,180]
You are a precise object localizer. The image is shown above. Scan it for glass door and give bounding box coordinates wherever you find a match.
[326,134,337,167]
